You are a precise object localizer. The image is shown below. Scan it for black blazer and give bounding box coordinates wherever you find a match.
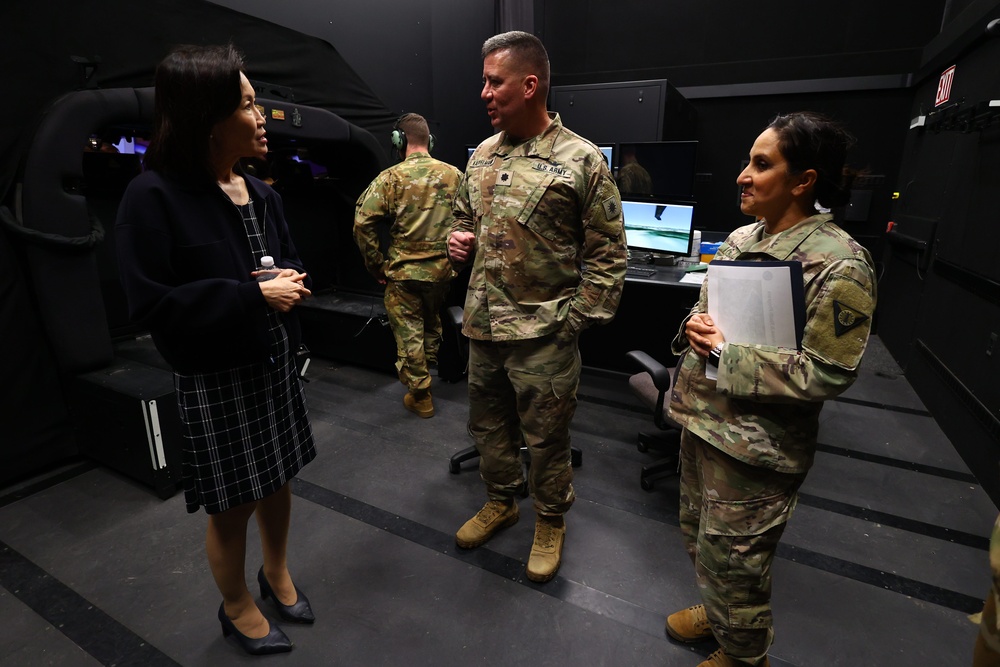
[116,170,308,373]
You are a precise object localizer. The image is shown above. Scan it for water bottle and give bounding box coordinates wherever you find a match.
[256,255,278,281]
[690,230,702,260]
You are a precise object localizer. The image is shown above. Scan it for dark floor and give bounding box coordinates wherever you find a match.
[0,335,994,666]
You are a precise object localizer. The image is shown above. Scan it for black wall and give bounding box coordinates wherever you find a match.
[207,0,496,172]
[538,0,944,87]
[878,3,1000,503]
[535,0,948,267]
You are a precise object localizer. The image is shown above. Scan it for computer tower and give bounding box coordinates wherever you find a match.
[69,358,183,499]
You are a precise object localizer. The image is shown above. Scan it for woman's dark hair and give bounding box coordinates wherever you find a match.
[144,44,246,182]
[766,112,857,209]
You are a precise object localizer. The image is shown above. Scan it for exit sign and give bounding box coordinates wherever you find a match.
[935,65,956,107]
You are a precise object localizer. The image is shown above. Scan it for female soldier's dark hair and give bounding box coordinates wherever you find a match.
[767,112,856,209]
[144,44,246,182]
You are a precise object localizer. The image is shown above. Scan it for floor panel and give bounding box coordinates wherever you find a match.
[0,336,992,666]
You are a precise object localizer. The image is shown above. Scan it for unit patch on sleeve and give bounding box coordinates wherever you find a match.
[603,196,620,221]
[802,273,874,370]
[833,300,869,337]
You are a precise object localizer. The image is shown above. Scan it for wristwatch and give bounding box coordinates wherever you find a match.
[707,343,724,368]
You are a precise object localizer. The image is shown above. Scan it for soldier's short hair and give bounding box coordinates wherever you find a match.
[482,31,550,93]
[397,113,431,148]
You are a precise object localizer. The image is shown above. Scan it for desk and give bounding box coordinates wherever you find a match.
[579,266,701,373]
[300,269,702,378]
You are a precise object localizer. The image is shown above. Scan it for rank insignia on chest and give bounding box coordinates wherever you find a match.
[832,299,869,337]
[496,170,513,187]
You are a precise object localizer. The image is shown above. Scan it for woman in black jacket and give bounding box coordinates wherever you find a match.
[116,44,316,655]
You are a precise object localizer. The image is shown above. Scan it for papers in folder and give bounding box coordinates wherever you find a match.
[705,261,805,379]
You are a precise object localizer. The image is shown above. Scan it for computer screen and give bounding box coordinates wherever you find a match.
[622,199,695,257]
[615,140,697,200]
[466,145,477,163]
[597,144,614,170]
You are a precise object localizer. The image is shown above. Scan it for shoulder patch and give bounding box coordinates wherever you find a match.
[803,274,874,370]
[833,300,869,337]
[603,196,621,221]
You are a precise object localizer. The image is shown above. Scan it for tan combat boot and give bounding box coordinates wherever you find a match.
[525,514,565,583]
[455,499,518,548]
[403,389,434,418]
[666,604,713,643]
[696,649,770,667]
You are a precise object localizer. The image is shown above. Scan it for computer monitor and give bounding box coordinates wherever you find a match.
[616,140,697,200]
[597,144,614,170]
[466,145,477,163]
[621,199,695,257]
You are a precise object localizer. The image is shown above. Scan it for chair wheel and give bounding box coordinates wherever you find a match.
[449,461,460,474]
[637,441,649,453]
[641,477,654,491]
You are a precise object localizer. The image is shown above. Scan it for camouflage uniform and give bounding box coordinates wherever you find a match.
[354,152,463,392]
[975,513,1000,665]
[668,213,877,663]
[452,112,627,515]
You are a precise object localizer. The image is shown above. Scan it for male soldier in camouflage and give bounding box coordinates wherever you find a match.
[447,31,626,583]
[354,113,463,418]
[665,113,876,667]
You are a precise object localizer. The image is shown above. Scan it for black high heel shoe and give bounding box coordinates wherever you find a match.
[257,567,316,624]
[217,603,293,655]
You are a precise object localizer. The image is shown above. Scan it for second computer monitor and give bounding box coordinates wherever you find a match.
[616,140,697,200]
[621,199,695,257]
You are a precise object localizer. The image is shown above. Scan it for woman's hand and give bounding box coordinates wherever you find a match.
[259,271,311,312]
[685,313,725,357]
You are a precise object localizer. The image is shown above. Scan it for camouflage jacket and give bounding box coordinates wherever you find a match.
[354,152,463,282]
[451,113,627,341]
[668,213,877,473]
[986,512,1000,652]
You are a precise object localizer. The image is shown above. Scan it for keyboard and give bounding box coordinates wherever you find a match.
[625,265,657,277]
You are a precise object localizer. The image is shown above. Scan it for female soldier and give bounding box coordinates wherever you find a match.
[664,112,877,667]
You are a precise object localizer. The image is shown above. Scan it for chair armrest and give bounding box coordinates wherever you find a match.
[625,350,672,393]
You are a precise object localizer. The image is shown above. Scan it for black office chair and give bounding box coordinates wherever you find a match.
[447,306,582,475]
[625,350,682,490]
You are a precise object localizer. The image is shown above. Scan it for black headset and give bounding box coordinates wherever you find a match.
[391,115,435,156]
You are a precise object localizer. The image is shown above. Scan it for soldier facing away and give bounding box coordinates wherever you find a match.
[447,31,627,583]
[354,113,463,418]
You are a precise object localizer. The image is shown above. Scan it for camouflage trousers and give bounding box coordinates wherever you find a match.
[467,334,580,516]
[678,429,806,664]
[384,279,449,393]
[975,513,1000,665]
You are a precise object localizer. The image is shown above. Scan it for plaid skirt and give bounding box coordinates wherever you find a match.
[174,318,315,514]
